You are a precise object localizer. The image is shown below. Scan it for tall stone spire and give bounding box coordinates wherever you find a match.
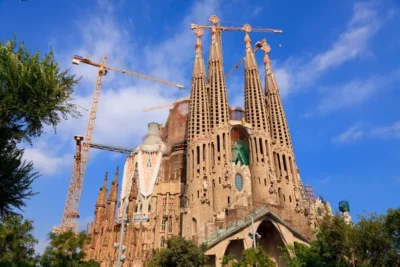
[89,172,108,258]
[262,41,299,210]
[188,27,210,141]
[243,26,269,132]
[243,28,274,206]
[262,42,293,150]
[106,166,119,225]
[183,26,215,239]
[207,15,230,129]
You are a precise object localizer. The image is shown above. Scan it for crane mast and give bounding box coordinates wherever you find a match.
[55,56,185,233]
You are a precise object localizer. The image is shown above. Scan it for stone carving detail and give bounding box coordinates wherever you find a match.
[200,194,210,204]
[202,176,208,191]
[222,162,232,189]
[269,170,277,194]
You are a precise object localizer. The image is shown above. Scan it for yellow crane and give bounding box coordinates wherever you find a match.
[54,56,185,233]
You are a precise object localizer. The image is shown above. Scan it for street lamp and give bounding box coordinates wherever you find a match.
[248,216,261,248]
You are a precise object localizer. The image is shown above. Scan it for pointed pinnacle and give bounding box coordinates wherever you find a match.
[113,166,119,183]
[103,172,108,189]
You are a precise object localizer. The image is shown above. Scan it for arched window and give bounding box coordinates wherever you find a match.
[161,216,167,231]
[168,218,173,233]
[160,236,165,248]
[192,217,197,235]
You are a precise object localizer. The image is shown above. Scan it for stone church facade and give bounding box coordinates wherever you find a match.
[84,17,332,267]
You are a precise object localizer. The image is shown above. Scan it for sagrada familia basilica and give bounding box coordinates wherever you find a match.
[83,16,332,266]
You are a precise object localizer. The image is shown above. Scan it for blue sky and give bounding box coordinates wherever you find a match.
[1,0,399,253]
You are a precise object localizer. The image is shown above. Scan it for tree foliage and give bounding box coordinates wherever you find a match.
[148,236,208,267]
[0,213,39,267]
[0,35,80,143]
[222,247,276,267]
[40,229,99,267]
[284,208,400,267]
[0,130,38,218]
[0,35,80,216]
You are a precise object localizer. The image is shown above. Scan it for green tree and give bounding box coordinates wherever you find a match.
[385,207,400,251]
[40,229,99,267]
[222,248,276,267]
[148,236,207,267]
[352,212,399,266]
[0,213,39,267]
[0,36,80,217]
[0,36,80,143]
[283,208,400,267]
[283,214,353,267]
[0,130,38,218]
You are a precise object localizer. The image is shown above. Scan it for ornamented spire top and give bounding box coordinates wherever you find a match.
[243,24,258,70]
[261,40,293,149]
[192,28,205,77]
[261,41,278,94]
[209,15,221,61]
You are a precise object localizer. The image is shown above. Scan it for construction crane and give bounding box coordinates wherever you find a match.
[89,142,134,154]
[143,103,174,112]
[190,15,283,34]
[143,38,267,113]
[54,56,185,233]
[225,38,266,78]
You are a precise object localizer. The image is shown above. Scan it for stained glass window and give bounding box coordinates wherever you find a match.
[235,174,243,191]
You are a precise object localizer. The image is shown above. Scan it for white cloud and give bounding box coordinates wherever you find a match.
[370,121,400,139]
[31,0,221,177]
[333,125,364,143]
[23,148,72,176]
[274,0,387,97]
[143,0,220,84]
[252,6,263,17]
[333,121,400,143]
[316,69,400,114]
